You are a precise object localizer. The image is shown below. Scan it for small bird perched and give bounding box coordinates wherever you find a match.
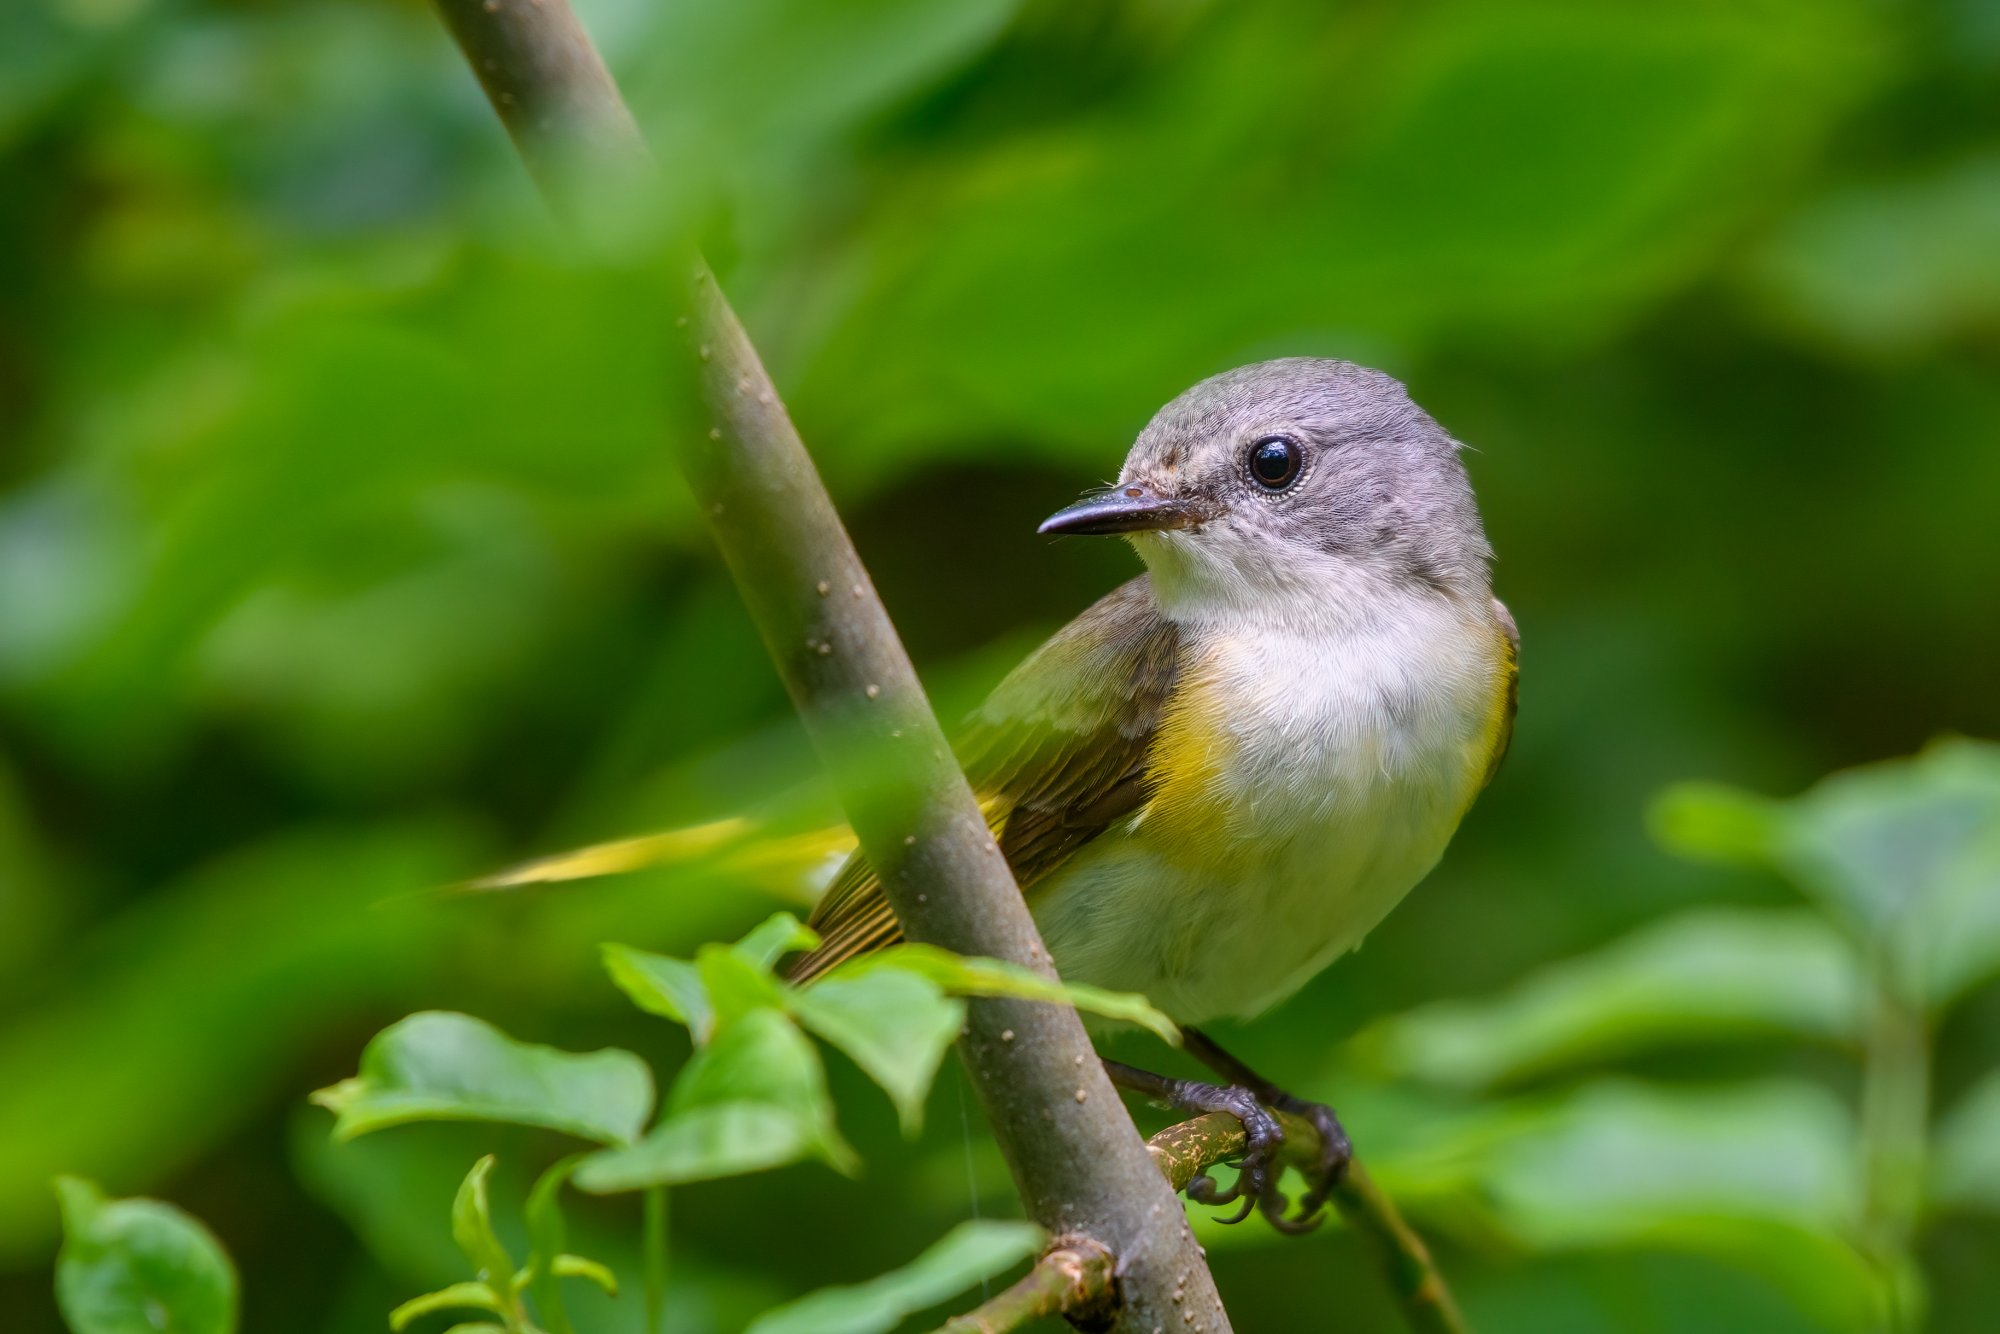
[788,357,1517,1228]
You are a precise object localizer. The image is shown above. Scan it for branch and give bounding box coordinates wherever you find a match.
[933,1238,1116,1334]
[425,3,1228,1330]
[1148,1114,1469,1334]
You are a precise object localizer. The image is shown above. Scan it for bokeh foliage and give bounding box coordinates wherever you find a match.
[4,0,1999,1330]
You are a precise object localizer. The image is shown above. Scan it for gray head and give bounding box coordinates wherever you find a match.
[1040,359,1491,616]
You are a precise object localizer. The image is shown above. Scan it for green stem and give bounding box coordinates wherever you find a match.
[1859,955,1928,1333]
[643,1186,668,1334]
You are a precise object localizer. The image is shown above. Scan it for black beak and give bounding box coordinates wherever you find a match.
[1038,483,1208,537]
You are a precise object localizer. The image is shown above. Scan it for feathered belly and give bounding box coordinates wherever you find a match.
[1030,615,1502,1023]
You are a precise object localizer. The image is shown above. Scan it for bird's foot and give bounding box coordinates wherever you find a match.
[1103,1060,1330,1232]
[1176,1028,1356,1229]
[1267,1090,1352,1225]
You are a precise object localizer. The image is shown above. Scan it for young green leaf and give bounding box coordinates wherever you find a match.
[523,1155,585,1334]
[836,944,1180,1044]
[552,1254,619,1295]
[744,1219,1045,1334]
[575,1010,857,1192]
[54,1176,240,1334]
[695,943,789,1027]
[603,944,715,1042]
[388,1282,505,1332]
[311,1011,653,1145]
[732,911,820,970]
[788,968,966,1135]
[450,1157,516,1290]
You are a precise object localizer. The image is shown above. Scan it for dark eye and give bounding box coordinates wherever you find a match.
[1247,436,1303,491]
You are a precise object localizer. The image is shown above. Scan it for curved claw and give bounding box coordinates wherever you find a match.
[1186,1171,1241,1208]
[1276,1096,1353,1225]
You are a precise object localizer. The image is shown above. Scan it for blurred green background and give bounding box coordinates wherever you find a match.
[4,0,1999,1330]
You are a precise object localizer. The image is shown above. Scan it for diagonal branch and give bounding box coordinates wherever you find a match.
[425,3,1229,1330]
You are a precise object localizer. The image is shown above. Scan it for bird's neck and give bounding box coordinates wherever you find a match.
[1139,540,1490,638]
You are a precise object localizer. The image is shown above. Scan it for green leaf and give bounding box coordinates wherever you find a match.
[1659,741,2000,1007]
[552,1253,619,1296]
[388,1282,504,1332]
[788,968,966,1135]
[1360,909,1866,1088]
[450,1157,515,1289]
[1476,1079,1876,1332]
[1648,783,1783,866]
[311,1011,654,1145]
[54,1176,239,1334]
[842,944,1180,1044]
[601,915,814,1045]
[745,1219,1045,1334]
[695,943,789,1027]
[655,1005,854,1171]
[575,1010,856,1192]
[523,1155,587,1334]
[603,944,715,1043]
[1932,1065,2000,1212]
[733,911,820,971]
[573,1105,823,1193]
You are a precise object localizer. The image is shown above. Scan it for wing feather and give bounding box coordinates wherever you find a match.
[786,576,1179,981]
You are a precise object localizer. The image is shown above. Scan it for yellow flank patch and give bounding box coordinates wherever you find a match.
[1469,620,1519,801]
[1143,662,1238,856]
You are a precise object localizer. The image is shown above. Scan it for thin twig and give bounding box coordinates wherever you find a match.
[934,1238,1117,1334]
[424,4,1229,1330]
[1147,1113,1470,1334]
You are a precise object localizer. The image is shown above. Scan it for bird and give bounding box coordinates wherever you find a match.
[490,357,1517,1229]
[788,357,1516,1228]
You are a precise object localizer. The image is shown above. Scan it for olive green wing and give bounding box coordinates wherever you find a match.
[785,576,1180,982]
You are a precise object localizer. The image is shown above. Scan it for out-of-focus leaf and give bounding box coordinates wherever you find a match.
[1752,152,2000,354]
[1486,1079,1861,1238]
[731,911,820,970]
[1480,1079,1877,1330]
[695,943,790,1027]
[1655,741,2000,1008]
[54,1176,239,1334]
[603,913,815,1043]
[789,968,966,1135]
[388,1282,503,1333]
[576,1010,856,1192]
[1932,1066,2000,1211]
[845,944,1179,1044]
[603,944,715,1043]
[1649,783,1784,867]
[0,825,467,1262]
[1360,909,1865,1088]
[744,1219,1045,1334]
[784,0,1884,460]
[449,1156,514,1289]
[1777,740,2000,942]
[552,1254,618,1295]
[572,1105,820,1194]
[311,1012,653,1146]
[524,1154,587,1334]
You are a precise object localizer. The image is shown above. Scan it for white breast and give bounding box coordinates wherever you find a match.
[1032,592,1501,1023]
